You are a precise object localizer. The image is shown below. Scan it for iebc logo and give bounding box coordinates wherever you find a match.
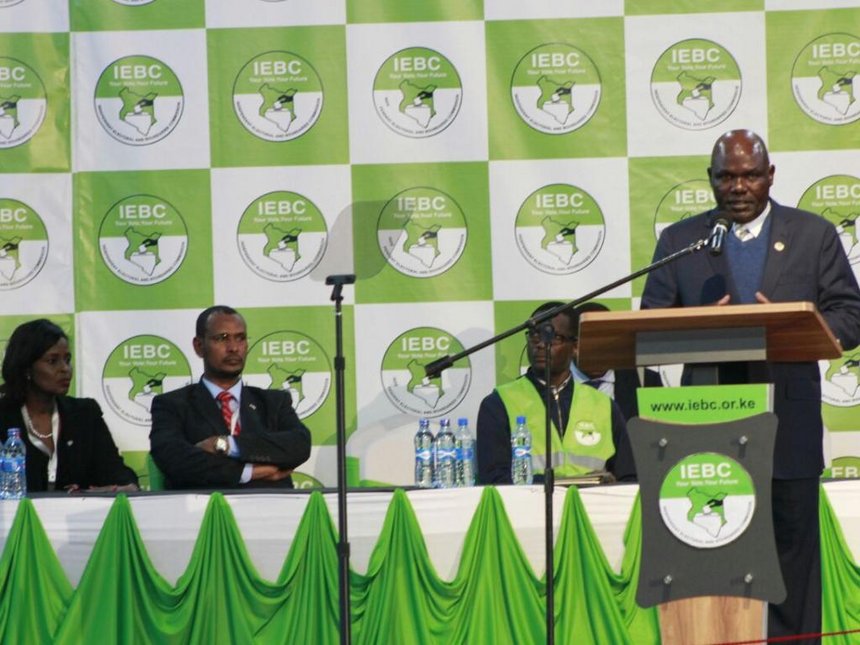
[0,57,47,148]
[792,34,860,125]
[0,198,48,290]
[233,51,323,142]
[510,43,601,134]
[102,335,191,426]
[372,47,462,138]
[380,327,470,417]
[377,187,467,278]
[99,194,188,285]
[514,183,605,275]
[650,39,741,130]
[244,330,332,419]
[237,191,328,282]
[94,55,184,145]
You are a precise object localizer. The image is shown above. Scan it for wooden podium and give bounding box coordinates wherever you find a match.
[577,302,841,644]
[577,301,841,374]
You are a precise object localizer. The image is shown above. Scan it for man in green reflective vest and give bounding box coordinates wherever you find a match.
[476,302,636,484]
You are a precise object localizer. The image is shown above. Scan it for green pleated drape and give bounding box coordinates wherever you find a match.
[821,486,860,645]
[0,499,72,643]
[0,487,856,643]
[554,488,659,644]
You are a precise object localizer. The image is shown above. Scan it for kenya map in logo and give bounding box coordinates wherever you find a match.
[822,354,860,408]
[0,57,47,148]
[0,198,48,290]
[654,179,716,240]
[373,47,462,138]
[244,331,331,419]
[238,191,327,282]
[102,335,191,426]
[792,34,860,125]
[651,39,741,130]
[381,327,470,417]
[98,195,188,285]
[377,187,467,278]
[233,51,323,142]
[511,43,601,134]
[659,453,755,549]
[798,175,860,266]
[515,183,604,275]
[94,55,184,145]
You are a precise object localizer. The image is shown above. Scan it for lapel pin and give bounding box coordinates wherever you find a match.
[249,403,257,410]
[66,440,73,446]
[774,241,785,252]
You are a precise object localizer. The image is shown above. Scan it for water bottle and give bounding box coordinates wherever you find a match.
[1,428,26,500]
[511,416,533,485]
[414,418,434,488]
[434,418,457,489]
[454,417,476,487]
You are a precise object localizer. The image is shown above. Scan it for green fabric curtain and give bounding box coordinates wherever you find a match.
[0,487,856,643]
[821,486,860,645]
[0,500,72,643]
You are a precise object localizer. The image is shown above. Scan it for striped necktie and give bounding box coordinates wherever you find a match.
[217,390,241,435]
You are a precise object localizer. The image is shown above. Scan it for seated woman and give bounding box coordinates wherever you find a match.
[0,319,139,493]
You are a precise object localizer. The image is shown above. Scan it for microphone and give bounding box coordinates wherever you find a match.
[708,217,730,256]
[326,274,355,302]
[325,274,356,285]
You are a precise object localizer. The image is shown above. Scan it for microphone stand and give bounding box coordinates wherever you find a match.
[326,273,355,645]
[425,236,708,643]
[539,321,555,643]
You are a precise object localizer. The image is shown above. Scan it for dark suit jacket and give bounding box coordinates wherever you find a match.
[149,381,312,489]
[641,201,860,478]
[0,396,138,492]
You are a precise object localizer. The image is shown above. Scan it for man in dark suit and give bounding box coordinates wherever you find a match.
[149,305,311,489]
[641,129,860,643]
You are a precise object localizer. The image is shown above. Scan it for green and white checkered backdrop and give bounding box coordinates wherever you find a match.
[2,0,860,488]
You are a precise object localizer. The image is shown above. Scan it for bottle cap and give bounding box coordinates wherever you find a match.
[516,415,526,425]
[439,418,450,427]
[457,417,468,425]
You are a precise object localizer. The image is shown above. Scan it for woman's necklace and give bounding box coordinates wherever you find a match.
[22,404,54,441]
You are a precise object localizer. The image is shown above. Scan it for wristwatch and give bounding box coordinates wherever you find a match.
[214,436,230,455]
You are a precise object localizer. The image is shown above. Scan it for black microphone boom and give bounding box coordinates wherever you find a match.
[708,217,730,256]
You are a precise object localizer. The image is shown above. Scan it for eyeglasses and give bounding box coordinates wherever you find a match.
[525,330,574,346]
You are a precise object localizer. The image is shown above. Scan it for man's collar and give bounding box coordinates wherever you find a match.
[529,368,572,393]
[569,362,614,385]
[732,200,772,240]
[200,376,243,402]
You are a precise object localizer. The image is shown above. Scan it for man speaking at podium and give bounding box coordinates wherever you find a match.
[641,129,860,642]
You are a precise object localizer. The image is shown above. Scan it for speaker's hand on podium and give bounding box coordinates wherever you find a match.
[755,291,772,304]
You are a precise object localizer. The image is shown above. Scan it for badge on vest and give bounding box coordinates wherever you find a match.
[574,420,601,446]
